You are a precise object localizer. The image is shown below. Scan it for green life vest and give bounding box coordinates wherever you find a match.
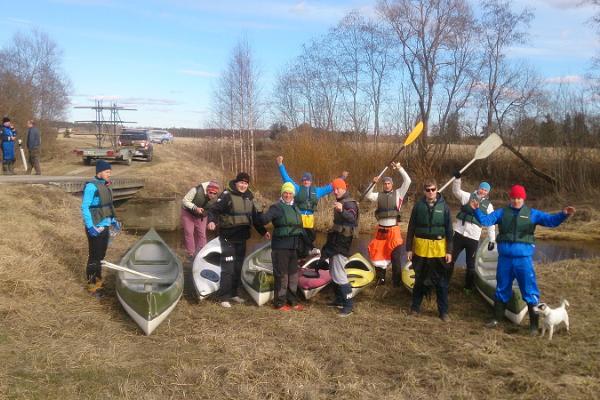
[375,190,400,220]
[272,202,303,238]
[295,185,318,212]
[456,192,490,227]
[87,180,115,225]
[497,206,535,244]
[413,199,446,239]
[220,192,254,229]
[332,197,359,237]
[192,185,216,209]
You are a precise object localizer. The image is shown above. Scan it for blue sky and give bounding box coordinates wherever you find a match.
[1,0,598,128]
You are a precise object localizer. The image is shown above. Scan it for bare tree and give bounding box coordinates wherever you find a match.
[378,0,474,145]
[478,0,533,135]
[0,29,70,127]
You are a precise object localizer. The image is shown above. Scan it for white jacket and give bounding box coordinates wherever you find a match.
[452,178,496,242]
[365,167,411,227]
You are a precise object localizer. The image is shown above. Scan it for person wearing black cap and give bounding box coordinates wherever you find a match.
[276,155,348,256]
[1,117,17,175]
[81,160,120,296]
[207,172,269,308]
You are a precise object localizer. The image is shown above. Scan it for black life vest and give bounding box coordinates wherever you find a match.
[375,190,400,220]
[87,180,115,225]
[272,202,303,238]
[456,192,490,227]
[413,197,447,239]
[295,185,318,212]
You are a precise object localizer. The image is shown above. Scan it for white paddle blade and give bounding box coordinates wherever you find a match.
[473,133,503,160]
[101,260,159,279]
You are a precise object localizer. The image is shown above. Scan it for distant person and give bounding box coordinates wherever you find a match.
[406,179,453,322]
[321,178,358,318]
[470,184,575,335]
[81,160,120,297]
[207,172,270,308]
[258,182,306,311]
[364,161,412,286]
[1,117,17,175]
[26,120,42,175]
[450,171,496,294]
[276,155,348,256]
[181,180,220,260]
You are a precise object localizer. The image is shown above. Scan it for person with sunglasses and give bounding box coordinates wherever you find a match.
[364,161,412,286]
[276,155,348,256]
[469,184,575,335]
[406,180,453,322]
[181,180,221,261]
[450,171,496,294]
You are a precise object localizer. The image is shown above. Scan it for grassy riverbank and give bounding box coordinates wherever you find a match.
[1,137,599,399]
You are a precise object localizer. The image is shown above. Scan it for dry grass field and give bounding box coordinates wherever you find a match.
[1,137,599,399]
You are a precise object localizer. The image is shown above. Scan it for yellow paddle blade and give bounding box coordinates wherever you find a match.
[403,121,424,146]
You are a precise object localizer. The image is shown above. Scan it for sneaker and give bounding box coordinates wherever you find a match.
[231,296,246,304]
[327,302,343,309]
[440,314,450,323]
[275,304,291,311]
[292,304,304,311]
[220,301,232,308]
[309,248,321,256]
[338,309,353,318]
[485,319,499,329]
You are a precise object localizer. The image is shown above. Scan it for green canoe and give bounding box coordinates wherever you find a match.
[116,228,183,335]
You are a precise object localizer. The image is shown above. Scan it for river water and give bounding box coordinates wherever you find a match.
[151,229,600,266]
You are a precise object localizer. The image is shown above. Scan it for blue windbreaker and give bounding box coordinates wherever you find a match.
[81,178,116,229]
[278,164,333,214]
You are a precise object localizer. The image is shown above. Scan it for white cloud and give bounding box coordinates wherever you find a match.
[545,75,586,84]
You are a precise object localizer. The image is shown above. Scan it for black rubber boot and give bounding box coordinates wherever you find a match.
[375,267,386,285]
[528,304,539,336]
[485,301,506,329]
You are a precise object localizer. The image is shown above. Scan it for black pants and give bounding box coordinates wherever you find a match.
[411,255,450,316]
[450,232,479,289]
[272,248,299,307]
[217,239,246,300]
[86,228,110,283]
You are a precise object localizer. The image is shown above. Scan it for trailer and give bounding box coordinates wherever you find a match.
[74,146,135,166]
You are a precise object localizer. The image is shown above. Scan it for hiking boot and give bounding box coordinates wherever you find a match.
[231,296,246,304]
[528,304,539,336]
[275,304,291,311]
[440,314,450,323]
[292,304,304,311]
[338,309,353,318]
[95,278,104,290]
[86,283,97,294]
[220,301,232,308]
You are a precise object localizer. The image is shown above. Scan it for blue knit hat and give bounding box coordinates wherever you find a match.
[96,160,112,174]
[301,172,312,181]
[479,182,491,191]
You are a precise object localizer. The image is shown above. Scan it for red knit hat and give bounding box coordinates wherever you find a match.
[509,184,526,200]
[332,178,346,190]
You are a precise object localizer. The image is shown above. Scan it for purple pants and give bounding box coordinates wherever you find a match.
[181,208,207,257]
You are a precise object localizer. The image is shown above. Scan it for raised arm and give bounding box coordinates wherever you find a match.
[452,177,471,205]
[530,208,571,228]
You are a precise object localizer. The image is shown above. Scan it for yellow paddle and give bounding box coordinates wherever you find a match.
[359,121,424,201]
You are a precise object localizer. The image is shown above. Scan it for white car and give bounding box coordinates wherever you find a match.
[148,130,173,144]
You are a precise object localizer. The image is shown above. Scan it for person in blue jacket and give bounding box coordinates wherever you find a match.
[1,117,17,175]
[276,155,348,255]
[470,184,575,334]
[81,160,120,296]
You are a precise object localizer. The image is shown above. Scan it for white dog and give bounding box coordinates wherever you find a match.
[534,300,570,340]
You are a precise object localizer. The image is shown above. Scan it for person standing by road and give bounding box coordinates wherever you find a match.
[81,160,120,297]
[1,117,17,175]
[181,180,220,260]
[276,155,348,255]
[258,182,305,311]
[26,120,42,175]
[470,184,575,335]
[450,171,496,294]
[406,179,453,322]
[321,178,359,318]
[207,172,270,308]
[364,161,412,286]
